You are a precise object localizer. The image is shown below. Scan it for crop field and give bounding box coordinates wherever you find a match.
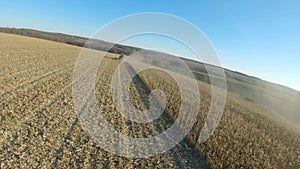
[0,33,300,168]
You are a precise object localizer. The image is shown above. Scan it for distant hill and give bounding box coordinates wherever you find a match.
[1,27,299,127]
[167,55,300,127]
[0,27,140,55]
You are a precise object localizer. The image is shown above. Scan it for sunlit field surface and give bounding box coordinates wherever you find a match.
[0,33,299,168]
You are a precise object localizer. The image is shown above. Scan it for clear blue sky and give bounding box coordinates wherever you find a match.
[1,0,300,91]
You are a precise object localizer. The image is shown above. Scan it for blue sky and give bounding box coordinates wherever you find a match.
[1,0,300,91]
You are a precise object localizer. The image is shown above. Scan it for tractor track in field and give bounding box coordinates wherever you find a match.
[0,63,75,97]
[0,65,75,129]
[0,62,72,89]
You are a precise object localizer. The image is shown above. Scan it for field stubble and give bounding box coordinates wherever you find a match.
[0,33,299,168]
[136,65,300,168]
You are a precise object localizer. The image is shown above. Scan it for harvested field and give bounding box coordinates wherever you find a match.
[0,32,300,168]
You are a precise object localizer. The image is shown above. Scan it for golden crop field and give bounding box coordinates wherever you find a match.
[0,32,299,168]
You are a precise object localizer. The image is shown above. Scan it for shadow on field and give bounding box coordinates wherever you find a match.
[126,63,209,168]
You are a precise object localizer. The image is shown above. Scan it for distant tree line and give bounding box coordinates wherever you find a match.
[0,27,140,55]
